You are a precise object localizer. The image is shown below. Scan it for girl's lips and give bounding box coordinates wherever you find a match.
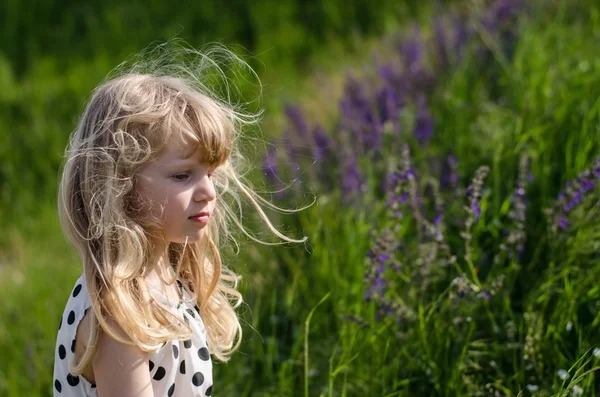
[188,213,209,224]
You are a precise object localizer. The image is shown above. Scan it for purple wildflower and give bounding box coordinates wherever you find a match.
[262,146,278,181]
[261,146,285,200]
[339,74,384,156]
[312,125,332,162]
[441,154,459,190]
[491,0,523,23]
[284,104,310,141]
[466,166,490,224]
[462,166,491,275]
[549,155,600,232]
[341,159,363,196]
[414,95,434,146]
[558,216,568,231]
[376,85,402,125]
[401,25,424,73]
[472,202,482,220]
[282,130,303,181]
[364,227,402,321]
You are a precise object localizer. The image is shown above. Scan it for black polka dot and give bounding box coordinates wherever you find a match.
[67,374,80,386]
[184,339,192,348]
[172,344,179,359]
[67,311,75,325]
[192,372,204,386]
[194,304,200,312]
[70,339,76,353]
[186,308,195,318]
[168,383,176,397]
[149,360,155,372]
[179,360,186,374]
[198,347,210,361]
[54,379,62,393]
[59,316,62,330]
[153,366,166,381]
[72,284,82,297]
[184,315,190,325]
[58,345,66,360]
[206,385,212,396]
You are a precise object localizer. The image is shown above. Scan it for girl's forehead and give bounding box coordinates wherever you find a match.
[158,135,205,163]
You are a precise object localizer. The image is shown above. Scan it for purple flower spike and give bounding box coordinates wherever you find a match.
[377,64,396,85]
[492,0,523,23]
[262,147,278,180]
[549,155,600,232]
[582,180,596,191]
[472,202,482,220]
[284,104,309,141]
[376,85,402,124]
[312,125,332,162]
[262,146,285,200]
[558,216,569,231]
[340,74,384,156]
[341,159,363,196]
[414,95,434,146]
[402,25,424,73]
[465,166,490,226]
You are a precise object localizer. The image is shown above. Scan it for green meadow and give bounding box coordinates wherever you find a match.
[2,0,600,396]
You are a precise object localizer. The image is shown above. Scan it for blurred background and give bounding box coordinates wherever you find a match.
[2,0,600,396]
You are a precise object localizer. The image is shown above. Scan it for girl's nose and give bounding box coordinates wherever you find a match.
[193,175,217,202]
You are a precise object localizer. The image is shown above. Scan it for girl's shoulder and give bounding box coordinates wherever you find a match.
[53,274,96,396]
[56,274,92,346]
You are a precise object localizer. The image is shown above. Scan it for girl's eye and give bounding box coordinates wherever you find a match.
[172,173,190,181]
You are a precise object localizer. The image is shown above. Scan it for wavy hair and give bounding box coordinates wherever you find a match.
[57,43,308,374]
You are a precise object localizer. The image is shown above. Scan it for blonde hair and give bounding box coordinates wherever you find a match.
[57,43,308,373]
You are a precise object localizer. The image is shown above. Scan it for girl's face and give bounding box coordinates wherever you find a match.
[136,135,217,244]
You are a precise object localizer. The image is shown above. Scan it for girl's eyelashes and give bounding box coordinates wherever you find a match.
[171,169,215,181]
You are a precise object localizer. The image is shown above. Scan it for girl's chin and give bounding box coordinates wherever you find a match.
[170,232,204,244]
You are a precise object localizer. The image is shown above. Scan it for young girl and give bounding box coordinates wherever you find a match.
[53,44,307,397]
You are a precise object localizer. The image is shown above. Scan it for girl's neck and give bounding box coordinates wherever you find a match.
[145,251,182,306]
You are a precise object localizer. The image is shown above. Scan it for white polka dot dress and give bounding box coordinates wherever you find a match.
[53,274,214,397]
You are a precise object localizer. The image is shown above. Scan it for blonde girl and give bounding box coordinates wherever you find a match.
[53,44,306,397]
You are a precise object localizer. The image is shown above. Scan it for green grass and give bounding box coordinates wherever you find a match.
[3,0,600,396]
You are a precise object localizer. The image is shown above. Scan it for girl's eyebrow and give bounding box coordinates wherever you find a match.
[164,158,209,169]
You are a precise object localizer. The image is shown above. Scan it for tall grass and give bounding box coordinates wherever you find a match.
[2,0,600,396]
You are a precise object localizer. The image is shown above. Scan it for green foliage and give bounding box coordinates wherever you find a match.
[2,0,600,396]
